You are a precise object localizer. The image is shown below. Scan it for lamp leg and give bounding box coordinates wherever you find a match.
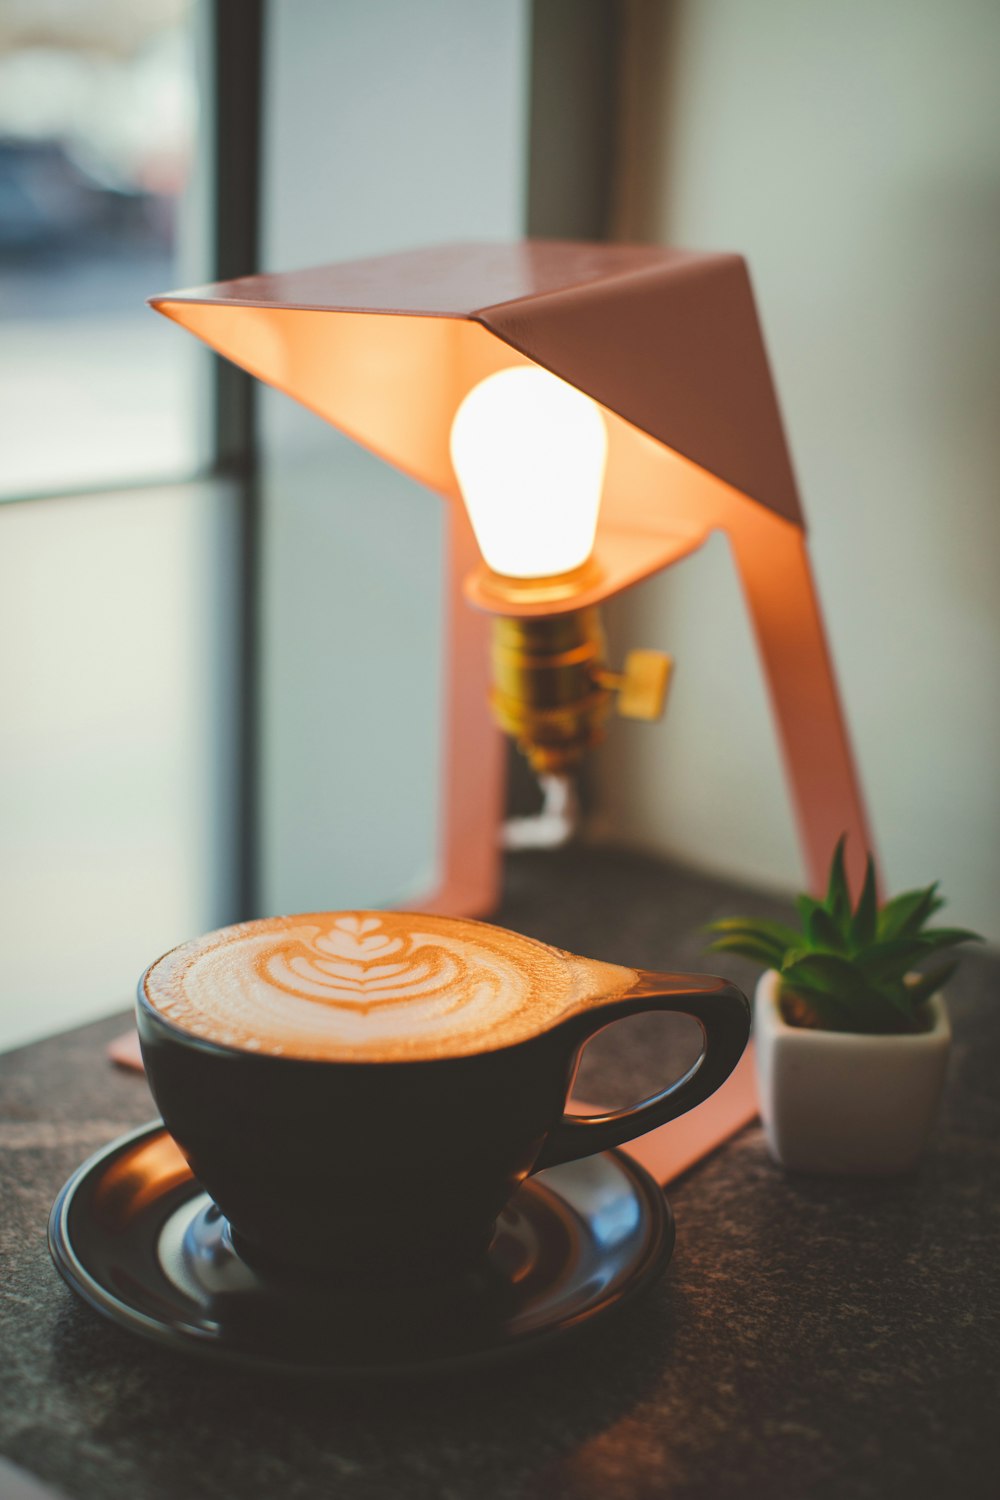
[730,519,876,897]
[411,504,506,917]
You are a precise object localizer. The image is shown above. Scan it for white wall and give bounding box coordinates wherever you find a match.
[596,0,1000,937]
[257,0,531,915]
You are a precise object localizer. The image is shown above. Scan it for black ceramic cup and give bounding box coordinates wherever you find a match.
[137,913,750,1281]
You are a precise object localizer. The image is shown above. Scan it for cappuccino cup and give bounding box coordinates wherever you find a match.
[138,910,749,1279]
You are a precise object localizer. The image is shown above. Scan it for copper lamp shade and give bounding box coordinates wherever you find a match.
[151,240,873,904]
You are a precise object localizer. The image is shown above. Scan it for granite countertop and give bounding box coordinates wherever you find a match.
[1,848,998,1500]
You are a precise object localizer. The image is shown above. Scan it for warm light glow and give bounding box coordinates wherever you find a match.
[449,366,608,578]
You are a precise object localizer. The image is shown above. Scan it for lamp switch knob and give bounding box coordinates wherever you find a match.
[614,650,673,721]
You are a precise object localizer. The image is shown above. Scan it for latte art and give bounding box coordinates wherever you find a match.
[142,911,634,1061]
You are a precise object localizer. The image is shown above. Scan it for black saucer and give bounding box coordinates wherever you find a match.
[49,1122,674,1377]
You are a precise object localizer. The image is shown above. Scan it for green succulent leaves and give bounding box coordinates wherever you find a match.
[706,837,982,1034]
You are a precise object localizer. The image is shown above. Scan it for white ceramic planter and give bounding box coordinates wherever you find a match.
[754,970,951,1174]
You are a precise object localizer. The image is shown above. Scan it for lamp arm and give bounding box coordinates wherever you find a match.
[407,503,506,917]
[729,516,877,899]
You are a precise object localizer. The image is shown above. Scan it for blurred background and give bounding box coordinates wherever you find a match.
[1,0,997,1050]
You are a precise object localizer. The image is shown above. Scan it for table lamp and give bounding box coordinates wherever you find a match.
[150,241,874,916]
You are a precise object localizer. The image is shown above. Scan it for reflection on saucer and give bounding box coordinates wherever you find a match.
[49,1122,674,1377]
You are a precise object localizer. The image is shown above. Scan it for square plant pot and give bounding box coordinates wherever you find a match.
[753,970,950,1175]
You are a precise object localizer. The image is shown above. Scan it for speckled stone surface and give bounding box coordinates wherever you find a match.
[1,848,998,1500]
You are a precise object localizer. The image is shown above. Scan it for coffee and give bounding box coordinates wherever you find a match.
[142,911,635,1062]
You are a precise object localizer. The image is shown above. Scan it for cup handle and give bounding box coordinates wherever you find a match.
[533,972,751,1171]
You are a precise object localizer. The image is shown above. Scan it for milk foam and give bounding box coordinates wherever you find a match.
[142,911,634,1061]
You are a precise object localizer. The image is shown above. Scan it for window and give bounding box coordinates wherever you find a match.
[0,0,566,1052]
[0,0,200,498]
[0,1,242,1051]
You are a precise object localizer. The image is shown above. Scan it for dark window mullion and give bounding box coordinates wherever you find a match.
[210,0,265,918]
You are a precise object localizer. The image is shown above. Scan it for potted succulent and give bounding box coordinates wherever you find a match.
[707,839,981,1174]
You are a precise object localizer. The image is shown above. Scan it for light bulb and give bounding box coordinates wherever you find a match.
[449,366,607,579]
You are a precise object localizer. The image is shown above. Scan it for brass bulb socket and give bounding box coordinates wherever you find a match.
[470,558,605,611]
[490,608,614,775]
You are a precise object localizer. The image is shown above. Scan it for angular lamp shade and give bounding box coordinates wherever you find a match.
[150,241,803,612]
[150,240,872,902]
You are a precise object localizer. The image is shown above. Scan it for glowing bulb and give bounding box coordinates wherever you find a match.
[449,366,608,579]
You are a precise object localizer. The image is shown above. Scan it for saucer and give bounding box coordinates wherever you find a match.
[49,1122,674,1377]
